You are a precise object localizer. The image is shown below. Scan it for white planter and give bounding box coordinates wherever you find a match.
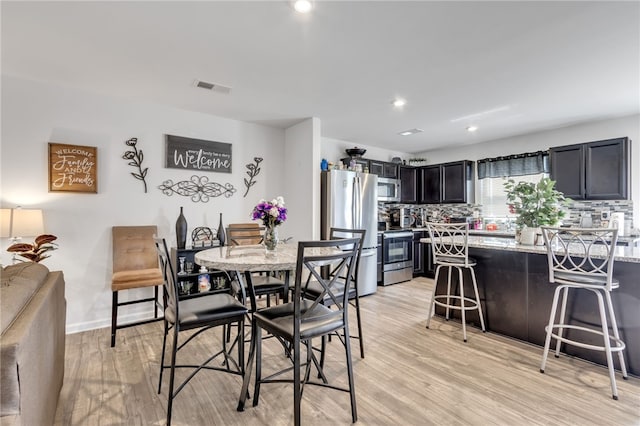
[520,227,536,245]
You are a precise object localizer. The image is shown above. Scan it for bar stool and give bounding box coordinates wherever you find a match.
[540,227,628,400]
[426,222,486,342]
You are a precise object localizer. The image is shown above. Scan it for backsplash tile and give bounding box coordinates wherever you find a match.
[563,199,634,229]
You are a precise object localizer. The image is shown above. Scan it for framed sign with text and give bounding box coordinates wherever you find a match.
[165,134,232,173]
[48,143,98,193]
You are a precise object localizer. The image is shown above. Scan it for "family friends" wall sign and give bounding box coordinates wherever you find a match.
[164,135,232,173]
[48,143,98,193]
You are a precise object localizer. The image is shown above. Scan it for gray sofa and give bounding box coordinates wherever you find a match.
[1,262,66,426]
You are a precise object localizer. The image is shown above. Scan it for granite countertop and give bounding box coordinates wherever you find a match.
[419,235,640,263]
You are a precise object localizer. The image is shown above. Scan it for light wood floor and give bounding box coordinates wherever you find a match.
[55,277,640,425]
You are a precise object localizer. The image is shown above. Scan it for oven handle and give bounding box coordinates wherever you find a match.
[383,231,414,239]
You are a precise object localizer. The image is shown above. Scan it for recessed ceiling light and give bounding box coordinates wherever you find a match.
[392,99,406,107]
[294,0,312,13]
[466,126,478,132]
[398,128,423,136]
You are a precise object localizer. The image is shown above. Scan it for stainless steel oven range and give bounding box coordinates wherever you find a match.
[382,230,413,286]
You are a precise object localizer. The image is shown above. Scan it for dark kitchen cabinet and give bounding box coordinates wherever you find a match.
[400,166,419,203]
[419,165,441,204]
[550,137,629,200]
[412,231,424,275]
[370,160,399,178]
[419,161,474,204]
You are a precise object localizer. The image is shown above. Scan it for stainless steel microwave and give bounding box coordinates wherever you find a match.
[377,177,401,202]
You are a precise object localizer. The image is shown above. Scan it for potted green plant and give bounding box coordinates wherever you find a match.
[504,177,566,244]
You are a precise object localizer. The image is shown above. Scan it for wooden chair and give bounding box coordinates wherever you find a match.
[227,223,288,306]
[110,225,163,347]
[154,237,248,426]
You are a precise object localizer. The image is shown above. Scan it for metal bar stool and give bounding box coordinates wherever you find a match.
[426,222,486,342]
[540,227,628,400]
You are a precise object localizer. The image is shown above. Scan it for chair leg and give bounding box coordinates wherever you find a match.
[469,266,486,332]
[166,324,179,426]
[154,285,159,318]
[353,292,365,358]
[252,326,263,407]
[458,267,467,342]
[426,265,442,328]
[318,335,327,378]
[238,317,257,412]
[554,286,570,357]
[603,290,628,380]
[541,285,563,374]
[595,290,619,400]
[445,266,453,320]
[158,319,169,394]
[343,325,358,423]
[111,291,118,348]
[293,335,302,426]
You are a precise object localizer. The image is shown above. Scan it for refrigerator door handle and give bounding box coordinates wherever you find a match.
[353,176,361,229]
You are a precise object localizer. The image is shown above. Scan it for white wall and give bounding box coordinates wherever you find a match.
[283,117,321,241]
[415,114,640,226]
[1,75,287,333]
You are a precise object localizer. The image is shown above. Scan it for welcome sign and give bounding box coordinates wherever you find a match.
[48,143,98,193]
[165,135,232,173]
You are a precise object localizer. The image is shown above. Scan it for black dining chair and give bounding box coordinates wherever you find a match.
[154,237,248,426]
[238,237,361,426]
[302,227,366,360]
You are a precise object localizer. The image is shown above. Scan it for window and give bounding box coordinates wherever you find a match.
[477,151,550,218]
[479,173,549,218]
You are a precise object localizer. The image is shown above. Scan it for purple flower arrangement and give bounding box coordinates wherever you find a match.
[251,196,287,228]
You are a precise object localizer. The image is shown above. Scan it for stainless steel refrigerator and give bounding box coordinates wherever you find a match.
[321,169,378,296]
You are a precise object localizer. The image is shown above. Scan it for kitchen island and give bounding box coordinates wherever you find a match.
[420,235,640,376]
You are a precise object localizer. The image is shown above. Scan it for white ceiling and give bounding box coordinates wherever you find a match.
[2,1,639,153]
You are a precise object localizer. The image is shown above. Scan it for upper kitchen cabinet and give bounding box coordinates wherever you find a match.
[419,161,474,204]
[400,166,419,203]
[550,137,629,200]
[369,160,399,178]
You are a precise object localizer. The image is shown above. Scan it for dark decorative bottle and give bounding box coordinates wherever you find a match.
[176,207,187,249]
[217,213,226,246]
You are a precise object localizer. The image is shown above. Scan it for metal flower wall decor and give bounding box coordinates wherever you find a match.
[243,157,263,197]
[122,137,149,193]
[158,175,236,202]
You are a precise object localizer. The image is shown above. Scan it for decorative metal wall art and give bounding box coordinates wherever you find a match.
[122,137,149,193]
[243,157,263,197]
[158,175,236,202]
[191,227,214,247]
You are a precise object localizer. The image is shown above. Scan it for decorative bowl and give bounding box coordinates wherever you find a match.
[346,147,366,157]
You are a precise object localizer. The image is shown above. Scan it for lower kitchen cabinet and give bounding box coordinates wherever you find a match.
[412,231,424,275]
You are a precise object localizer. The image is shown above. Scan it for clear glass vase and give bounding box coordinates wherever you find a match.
[264,225,279,253]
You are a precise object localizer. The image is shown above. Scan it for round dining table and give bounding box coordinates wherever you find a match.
[194,242,344,412]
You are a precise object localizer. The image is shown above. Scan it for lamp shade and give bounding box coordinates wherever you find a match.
[0,208,12,238]
[11,209,44,238]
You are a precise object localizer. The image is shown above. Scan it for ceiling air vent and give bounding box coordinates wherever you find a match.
[193,79,232,94]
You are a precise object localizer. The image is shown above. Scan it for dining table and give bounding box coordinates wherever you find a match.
[194,242,345,412]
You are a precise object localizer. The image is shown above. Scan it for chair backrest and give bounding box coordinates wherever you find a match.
[426,222,471,267]
[227,223,264,246]
[294,238,360,330]
[112,226,159,273]
[153,237,179,318]
[541,226,618,291]
[329,228,366,291]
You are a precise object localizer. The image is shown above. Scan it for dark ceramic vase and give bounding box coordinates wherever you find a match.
[217,213,226,246]
[176,207,187,249]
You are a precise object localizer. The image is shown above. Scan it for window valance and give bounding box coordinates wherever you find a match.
[477,151,549,179]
